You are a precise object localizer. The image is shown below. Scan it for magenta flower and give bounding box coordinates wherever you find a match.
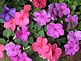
[0,6,16,22]
[65,14,78,29]
[75,31,81,41]
[5,42,21,57]
[11,52,32,61]
[16,26,30,42]
[47,23,64,38]
[48,3,57,20]
[33,10,50,26]
[64,39,79,56]
[55,3,70,17]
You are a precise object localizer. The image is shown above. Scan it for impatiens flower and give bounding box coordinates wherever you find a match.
[0,44,5,58]
[55,3,70,17]
[14,5,31,27]
[48,3,57,20]
[4,18,16,32]
[64,39,79,56]
[14,12,29,27]
[48,44,62,61]
[32,0,46,9]
[32,36,49,57]
[65,14,78,29]
[10,52,32,61]
[47,23,64,38]
[74,31,81,41]
[16,26,30,42]
[0,6,16,22]
[5,42,21,57]
[32,36,62,61]
[33,10,50,26]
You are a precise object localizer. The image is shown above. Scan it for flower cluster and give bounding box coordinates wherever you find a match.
[0,0,81,61]
[5,42,32,61]
[64,31,81,55]
[32,36,62,61]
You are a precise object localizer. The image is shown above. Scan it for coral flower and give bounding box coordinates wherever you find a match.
[32,0,46,9]
[4,18,16,32]
[0,44,5,58]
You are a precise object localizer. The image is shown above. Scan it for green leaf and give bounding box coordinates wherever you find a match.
[77,21,81,30]
[33,56,46,61]
[14,39,21,44]
[3,28,15,38]
[28,36,34,44]
[0,18,4,23]
[59,0,64,2]
[37,29,45,37]
[0,38,6,44]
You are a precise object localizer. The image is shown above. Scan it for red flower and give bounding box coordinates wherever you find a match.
[32,0,46,9]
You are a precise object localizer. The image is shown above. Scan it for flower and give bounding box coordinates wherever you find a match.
[32,36,62,61]
[48,3,57,20]
[55,3,70,17]
[14,12,29,27]
[33,10,50,26]
[48,44,62,61]
[0,44,5,58]
[4,18,16,32]
[74,31,81,41]
[65,14,78,29]
[47,23,64,38]
[10,52,32,61]
[0,6,16,22]
[64,39,79,56]
[32,36,49,57]
[64,31,81,56]
[32,0,46,9]
[5,42,21,57]
[14,5,31,27]
[16,26,30,42]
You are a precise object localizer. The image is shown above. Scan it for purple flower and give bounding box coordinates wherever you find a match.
[46,23,64,38]
[0,6,16,22]
[74,31,81,41]
[11,52,32,61]
[55,3,70,17]
[16,26,30,42]
[33,10,51,26]
[5,42,21,57]
[64,39,79,56]
[65,14,78,29]
[48,3,57,20]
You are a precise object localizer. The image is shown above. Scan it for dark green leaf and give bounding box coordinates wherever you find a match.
[0,38,6,44]
[3,28,15,38]
[0,18,4,23]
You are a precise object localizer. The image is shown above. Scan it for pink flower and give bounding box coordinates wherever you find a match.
[4,18,16,32]
[0,44,5,58]
[5,42,21,57]
[65,15,78,29]
[32,36,62,61]
[55,3,70,17]
[14,12,29,27]
[32,36,49,57]
[47,23,64,38]
[48,44,62,61]
[16,26,30,42]
[14,5,31,27]
[33,10,50,26]
[32,0,46,9]
[11,52,32,61]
